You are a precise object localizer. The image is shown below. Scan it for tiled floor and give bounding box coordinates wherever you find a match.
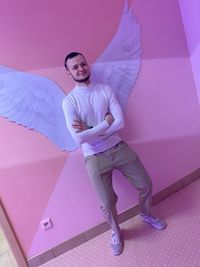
[41,178,200,267]
[0,227,18,267]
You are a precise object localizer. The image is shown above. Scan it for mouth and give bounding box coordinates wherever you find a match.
[78,71,88,76]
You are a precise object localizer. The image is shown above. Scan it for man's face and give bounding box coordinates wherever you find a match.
[66,54,90,83]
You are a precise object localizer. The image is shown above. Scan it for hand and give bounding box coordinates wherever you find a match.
[105,112,114,125]
[72,119,89,132]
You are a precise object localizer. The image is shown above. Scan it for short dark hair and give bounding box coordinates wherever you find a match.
[64,52,83,70]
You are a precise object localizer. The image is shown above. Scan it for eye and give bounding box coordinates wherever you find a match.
[73,66,78,70]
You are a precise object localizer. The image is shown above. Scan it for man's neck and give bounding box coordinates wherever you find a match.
[75,80,91,87]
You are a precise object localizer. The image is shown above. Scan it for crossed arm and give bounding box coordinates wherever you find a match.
[70,103,124,145]
[62,87,125,145]
[72,112,114,132]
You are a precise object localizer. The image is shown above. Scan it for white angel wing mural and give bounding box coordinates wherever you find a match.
[91,0,141,110]
[0,65,78,151]
[0,0,141,152]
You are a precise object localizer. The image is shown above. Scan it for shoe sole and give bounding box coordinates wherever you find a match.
[145,220,167,230]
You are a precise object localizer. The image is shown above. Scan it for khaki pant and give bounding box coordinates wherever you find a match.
[85,141,152,235]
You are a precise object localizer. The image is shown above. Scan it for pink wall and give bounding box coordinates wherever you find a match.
[179,0,200,104]
[0,0,124,70]
[0,0,200,259]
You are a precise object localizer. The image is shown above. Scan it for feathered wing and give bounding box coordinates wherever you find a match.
[0,65,78,151]
[91,0,141,110]
[0,0,140,152]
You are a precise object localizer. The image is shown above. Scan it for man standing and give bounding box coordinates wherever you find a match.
[62,52,167,256]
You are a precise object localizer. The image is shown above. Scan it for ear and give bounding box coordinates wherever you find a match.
[66,70,71,76]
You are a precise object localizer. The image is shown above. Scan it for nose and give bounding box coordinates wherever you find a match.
[78,65,84,71]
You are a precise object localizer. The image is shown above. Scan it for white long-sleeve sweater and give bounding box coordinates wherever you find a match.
[62,83,125,156]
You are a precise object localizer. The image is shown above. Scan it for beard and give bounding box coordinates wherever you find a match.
[71,73,90,83]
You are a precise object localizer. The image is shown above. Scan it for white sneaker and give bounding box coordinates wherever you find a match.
[110,231,123,256]
[141,214,167,230]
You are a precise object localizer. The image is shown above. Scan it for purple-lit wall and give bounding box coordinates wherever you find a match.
[179,0,200,105]
[0,0,199,258]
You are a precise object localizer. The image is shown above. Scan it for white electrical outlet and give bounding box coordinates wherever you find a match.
[40,218,53,231]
